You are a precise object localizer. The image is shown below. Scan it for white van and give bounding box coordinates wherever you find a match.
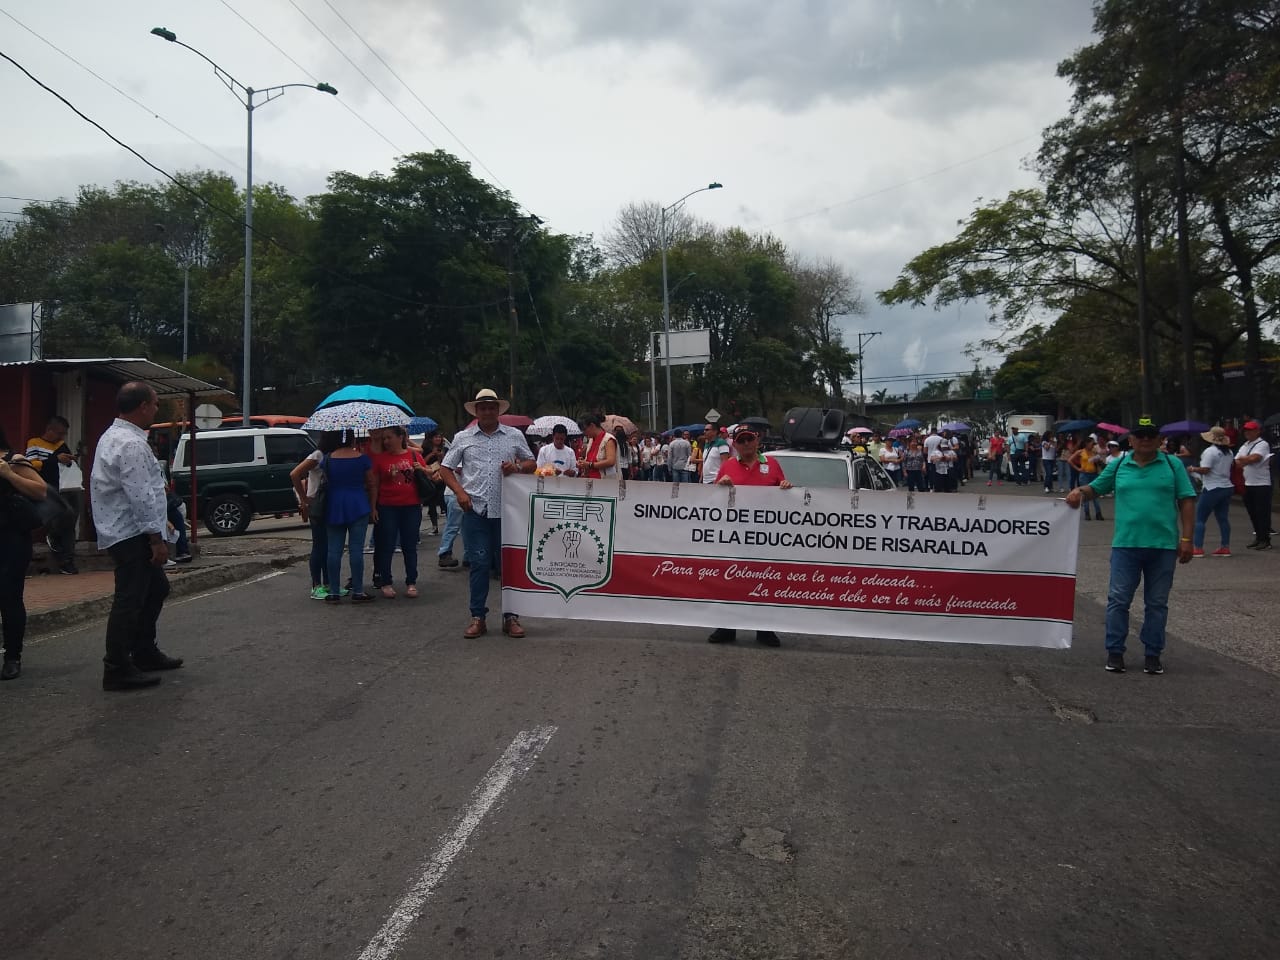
[1006,413,1053,435]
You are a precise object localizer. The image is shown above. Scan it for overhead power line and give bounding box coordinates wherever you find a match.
[318,0,507,188]
[217,0,404,155]
[285,0,439,150]
[0,6,241,171]
[768,135,1038,227]
[0,48,505,315]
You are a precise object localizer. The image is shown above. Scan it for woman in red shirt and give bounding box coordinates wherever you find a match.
[371,426,431,598]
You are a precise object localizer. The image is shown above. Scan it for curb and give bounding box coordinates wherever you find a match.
[27,554,307,637]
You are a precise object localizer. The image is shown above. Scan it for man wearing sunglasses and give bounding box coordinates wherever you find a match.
[708,425,793,648]
[1066,416,1196,676]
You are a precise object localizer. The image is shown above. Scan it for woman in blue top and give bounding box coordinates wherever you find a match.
[324,430,378,604]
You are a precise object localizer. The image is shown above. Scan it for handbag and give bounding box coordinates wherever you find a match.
[309,454,329,522]
[1,483,68,532]
[412,453,438,504]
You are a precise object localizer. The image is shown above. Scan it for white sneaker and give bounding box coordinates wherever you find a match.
[165,559,177,567]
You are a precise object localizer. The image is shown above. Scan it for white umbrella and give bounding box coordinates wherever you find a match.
[303,401,410,431]
[527,414,583,438]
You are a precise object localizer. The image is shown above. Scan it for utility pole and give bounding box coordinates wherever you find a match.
[1131,140,1153,414]
[483,214,542,408]
[855,331,882,415]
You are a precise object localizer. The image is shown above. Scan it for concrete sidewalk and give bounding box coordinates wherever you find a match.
[22,534,311,634]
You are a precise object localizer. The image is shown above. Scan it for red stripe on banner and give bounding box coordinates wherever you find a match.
[503,548,1074,622]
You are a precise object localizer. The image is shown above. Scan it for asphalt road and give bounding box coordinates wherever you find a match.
[4,492,1279,960]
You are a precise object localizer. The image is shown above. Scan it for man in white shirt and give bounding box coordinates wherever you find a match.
[700,424,730,484]
[535,424,578,476]
[668,432,693,483]
[1236,419,1273,549]
[90,382,182,690]
[922,429,943,491]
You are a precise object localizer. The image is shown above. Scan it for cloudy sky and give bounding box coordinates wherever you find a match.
[1,0,1097,398]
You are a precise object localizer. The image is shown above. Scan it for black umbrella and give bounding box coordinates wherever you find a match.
[1261,412,1280,428]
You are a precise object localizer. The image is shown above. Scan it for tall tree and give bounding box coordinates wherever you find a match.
[792,257,865,402]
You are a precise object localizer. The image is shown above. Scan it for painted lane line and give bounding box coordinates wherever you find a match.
[357,724,558,960]
[28,570,288,645]
[169,568,286,606]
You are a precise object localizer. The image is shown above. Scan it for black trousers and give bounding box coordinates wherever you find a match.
[104,535,170,666]
[46,488,82,564]
[0,528,32,660]
[1243,486,1273,544]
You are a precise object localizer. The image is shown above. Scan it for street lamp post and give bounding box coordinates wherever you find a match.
[855,331,881,415]
[660,182,721,432]
[150,27,337,425]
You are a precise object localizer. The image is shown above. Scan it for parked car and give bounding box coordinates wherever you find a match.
[170,427,316,536]
[766,448,896,491]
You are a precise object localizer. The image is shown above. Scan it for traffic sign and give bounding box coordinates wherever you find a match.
[194,404,223,430]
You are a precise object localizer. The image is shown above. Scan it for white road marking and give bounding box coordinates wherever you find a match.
[169,569,286,605]
[28,569,288,645]
[357,725,558,960]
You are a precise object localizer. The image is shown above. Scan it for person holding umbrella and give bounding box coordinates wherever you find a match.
[439,389,535,639]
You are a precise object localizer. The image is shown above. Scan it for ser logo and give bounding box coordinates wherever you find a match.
[526,495,616,600]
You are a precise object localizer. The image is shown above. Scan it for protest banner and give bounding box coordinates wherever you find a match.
[500,476,1080,649]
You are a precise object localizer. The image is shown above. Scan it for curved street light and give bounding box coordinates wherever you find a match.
[151,27,337,425]
[660,182,721,431]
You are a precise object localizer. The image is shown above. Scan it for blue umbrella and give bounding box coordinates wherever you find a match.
[1055,419,1095,433]
[663,422,707,438]
[317,384,414,415]
[1159,419,1210,435]
[894,418,922,430]
[407,416,438,435]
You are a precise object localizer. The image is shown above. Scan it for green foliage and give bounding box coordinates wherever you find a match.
[1,150,869,426]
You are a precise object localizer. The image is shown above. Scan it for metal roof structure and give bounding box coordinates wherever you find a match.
[0,357,232,399]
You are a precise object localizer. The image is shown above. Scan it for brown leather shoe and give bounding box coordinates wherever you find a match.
[501,616,525,638]
[464,617,486,639]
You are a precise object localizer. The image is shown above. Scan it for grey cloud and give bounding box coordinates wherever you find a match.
[376,0,1096,112]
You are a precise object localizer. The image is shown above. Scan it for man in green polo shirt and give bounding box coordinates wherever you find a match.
[1066,416,1195,675]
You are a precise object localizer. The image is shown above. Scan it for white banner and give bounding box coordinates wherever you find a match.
[501,476,1080,649]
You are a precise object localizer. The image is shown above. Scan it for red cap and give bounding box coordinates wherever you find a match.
[1243,420,1261,430]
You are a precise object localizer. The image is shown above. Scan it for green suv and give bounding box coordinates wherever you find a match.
[171,427,316,536]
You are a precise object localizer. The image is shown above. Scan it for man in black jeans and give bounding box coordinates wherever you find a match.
[90,382,184,690]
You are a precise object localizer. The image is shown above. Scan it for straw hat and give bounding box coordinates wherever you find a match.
[463,388,510,416]
[1201,426,1231,446]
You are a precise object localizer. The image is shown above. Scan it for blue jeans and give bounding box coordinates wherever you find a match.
[439,492,463,556]
[327,515,369,597]
[1081,477,1102,517]
[461,511,506,619]
[1105,548,1178,656]
[1042,460,1057,491]
[167,499,189,557]
[1193,487,1232,549]
[375,503,421,586]
[987,458,1001,483]
[309,513,329,586]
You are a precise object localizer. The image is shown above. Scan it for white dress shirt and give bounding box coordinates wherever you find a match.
[90,418,168,550]
[441,423,533,517]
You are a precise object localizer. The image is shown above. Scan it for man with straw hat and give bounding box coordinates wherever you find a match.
[439,389,535,639]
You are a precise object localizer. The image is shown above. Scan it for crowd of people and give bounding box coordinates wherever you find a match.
[1,385,1276,684]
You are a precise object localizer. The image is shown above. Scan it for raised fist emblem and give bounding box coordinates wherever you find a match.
[562,530,582,559]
